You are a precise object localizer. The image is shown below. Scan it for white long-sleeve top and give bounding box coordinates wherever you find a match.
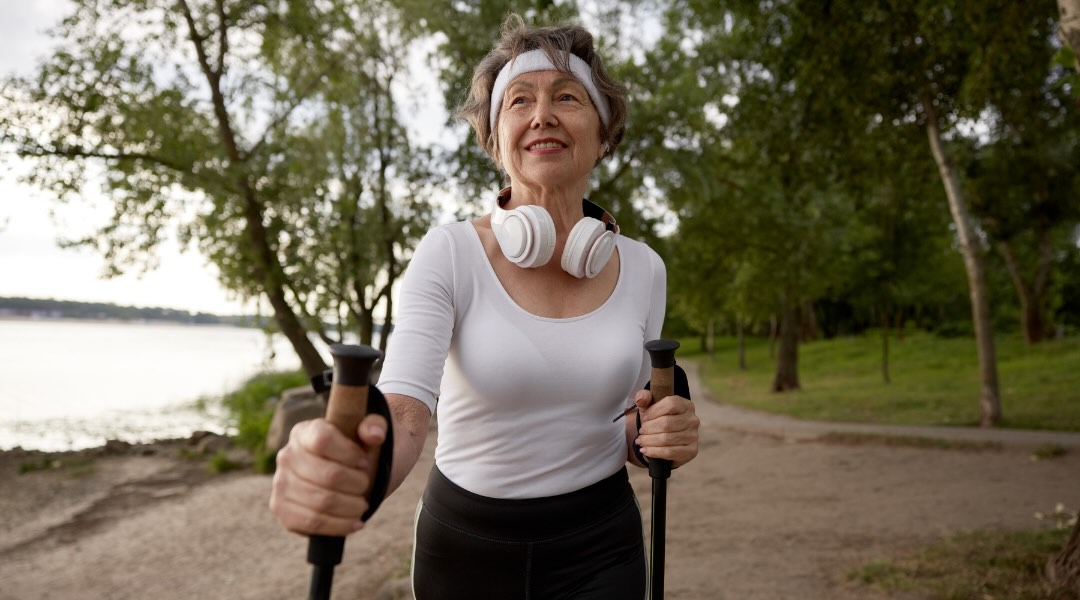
[377,221,666,498]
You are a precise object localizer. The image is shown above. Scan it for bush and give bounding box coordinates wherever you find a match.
[221,370,308,472]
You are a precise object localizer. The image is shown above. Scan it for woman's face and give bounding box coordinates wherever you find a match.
[495,70,605,193]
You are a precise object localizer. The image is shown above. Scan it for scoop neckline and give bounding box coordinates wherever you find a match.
[465,221,624,322]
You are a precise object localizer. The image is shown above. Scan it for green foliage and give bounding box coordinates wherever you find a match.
[1030,444,1068,462]
[221,370,308,461]
[691,333,1080,431]
[850,528,1072,600]
[207,450,244,474]
[19,455,96,476]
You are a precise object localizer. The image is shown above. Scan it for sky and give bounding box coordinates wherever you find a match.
[0,2,258,315]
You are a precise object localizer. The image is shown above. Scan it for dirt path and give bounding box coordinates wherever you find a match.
[2,362,1078,600]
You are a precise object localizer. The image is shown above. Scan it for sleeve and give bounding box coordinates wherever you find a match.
[376,226,457,414]
[630,246,668,397]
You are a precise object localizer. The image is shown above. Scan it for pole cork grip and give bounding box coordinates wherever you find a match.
[325,384,369,441]
[324,344,383,441]
[644,339,680,406]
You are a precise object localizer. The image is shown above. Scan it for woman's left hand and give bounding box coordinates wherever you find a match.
[633,390,700,469]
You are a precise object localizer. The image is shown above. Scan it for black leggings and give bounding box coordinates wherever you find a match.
[412,466,647,599]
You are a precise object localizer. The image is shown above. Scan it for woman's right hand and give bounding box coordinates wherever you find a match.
[269,414,388,537]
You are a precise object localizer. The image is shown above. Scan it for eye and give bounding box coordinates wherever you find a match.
[559,93,578,102]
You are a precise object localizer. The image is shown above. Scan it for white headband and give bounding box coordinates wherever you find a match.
[488,48,612,131]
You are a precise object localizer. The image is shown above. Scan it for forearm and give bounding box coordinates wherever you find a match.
[384,393,432,496]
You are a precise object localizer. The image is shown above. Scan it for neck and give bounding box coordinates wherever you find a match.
[505,181,588,233]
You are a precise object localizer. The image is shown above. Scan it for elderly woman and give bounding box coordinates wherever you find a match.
[270,14,699,599]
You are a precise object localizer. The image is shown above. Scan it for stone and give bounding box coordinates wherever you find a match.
[265,386,326,452]
[195,433,232,455]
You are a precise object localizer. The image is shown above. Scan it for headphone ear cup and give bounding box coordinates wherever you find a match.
[513,205,556,268]
[493,211,533,264]
[561,218,606,278]
[584,230,616,278]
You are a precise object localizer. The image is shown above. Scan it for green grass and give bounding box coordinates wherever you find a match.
[850,528,1076,600]
[220,369,309,473]
[19,455,97,476]
[685,331,1080,431]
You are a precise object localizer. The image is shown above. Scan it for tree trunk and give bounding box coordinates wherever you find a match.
[178,0,326,377]
[922,97,1002,427]
[1059,0,1080,72]
[998,236,1054,345]
[772,297,801,392]
[881,303,891,384]
[1047,517,1080,597]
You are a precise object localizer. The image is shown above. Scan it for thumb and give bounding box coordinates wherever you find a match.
[357,413,388,448]
[635,390,653,411]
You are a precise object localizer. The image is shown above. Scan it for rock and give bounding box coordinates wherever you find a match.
[265,386,326,452]
[103,439,132,455]
[374,577,412,600]
[194,433,232,456]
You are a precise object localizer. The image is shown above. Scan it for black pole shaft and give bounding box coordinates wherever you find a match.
[306,344,382,600]
[643,339,679,600]
[309,565,334,600]
[650,476,667,600]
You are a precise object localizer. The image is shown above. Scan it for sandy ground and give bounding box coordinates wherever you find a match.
[2,361,1079,600]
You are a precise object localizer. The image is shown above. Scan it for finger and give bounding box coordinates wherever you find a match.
[293,418,368,469]
[276,441,371,497]
[271,494,368,536]
[636,427,698,449]
[637,443,699,469]
[641,395,694,421]
[270,458,370,537]
[276,466,370,520]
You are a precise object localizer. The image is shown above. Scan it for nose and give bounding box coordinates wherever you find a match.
[530,97,557,129]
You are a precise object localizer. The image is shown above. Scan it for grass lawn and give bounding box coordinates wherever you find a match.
[850,526,1076,600]
[682,331,1080,432]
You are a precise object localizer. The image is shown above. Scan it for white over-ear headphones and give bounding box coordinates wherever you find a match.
[491,187,620,279]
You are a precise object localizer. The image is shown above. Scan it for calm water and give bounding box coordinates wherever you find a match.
[0,319,306,451]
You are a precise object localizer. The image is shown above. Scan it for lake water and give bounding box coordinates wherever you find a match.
[0,319,308,452]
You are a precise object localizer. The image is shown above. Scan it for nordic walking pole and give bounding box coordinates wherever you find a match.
[307,343,383,600]
[643,339,679,600]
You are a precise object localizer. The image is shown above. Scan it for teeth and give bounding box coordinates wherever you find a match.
[529,142,564,150]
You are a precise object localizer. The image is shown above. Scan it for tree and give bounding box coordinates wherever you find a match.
[1,0,436,376]
[686,0,1012,423]
[660,1,897,392]
[1060,0,1080,73]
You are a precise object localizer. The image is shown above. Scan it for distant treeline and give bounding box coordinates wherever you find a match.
[0,297,269,327]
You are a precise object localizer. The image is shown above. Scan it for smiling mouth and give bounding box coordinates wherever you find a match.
[527,141,566,150]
